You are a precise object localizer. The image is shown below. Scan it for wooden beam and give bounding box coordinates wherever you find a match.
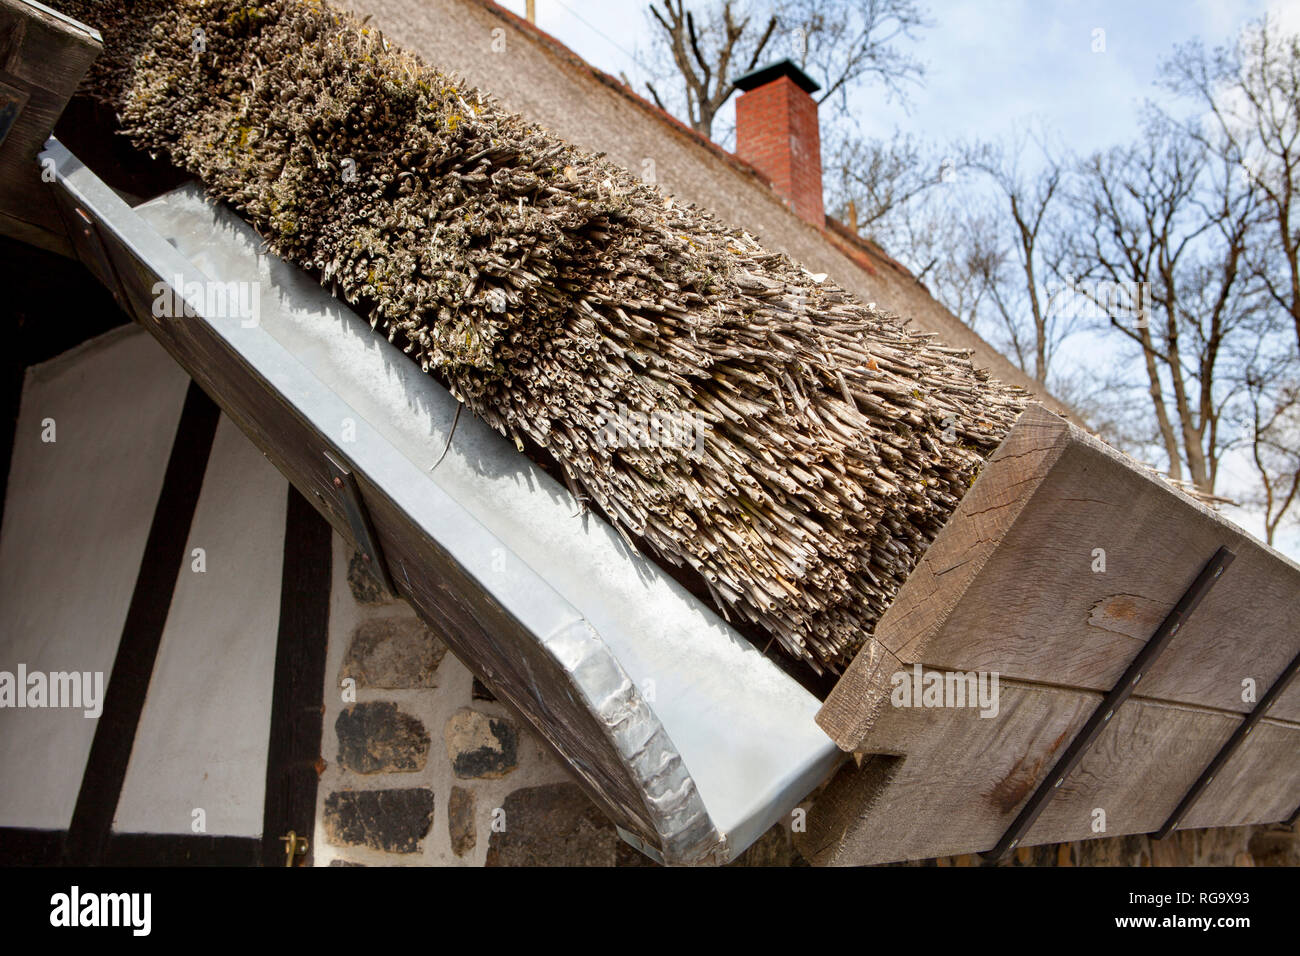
[819,404,1073,749]
[260,486,332,867]
[63,381,220,865]
[801,678,1300,865]
[808,404,1300,864]
[0,1,100,256]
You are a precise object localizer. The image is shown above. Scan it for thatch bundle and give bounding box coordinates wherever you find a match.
[54,0,1026,672]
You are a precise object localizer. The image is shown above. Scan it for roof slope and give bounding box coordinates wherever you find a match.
[64,0,1027,672]
[341,0,1071,414]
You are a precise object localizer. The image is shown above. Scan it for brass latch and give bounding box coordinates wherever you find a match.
[279,831,309,867]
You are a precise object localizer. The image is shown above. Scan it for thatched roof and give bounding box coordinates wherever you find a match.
[52,0,1028,672]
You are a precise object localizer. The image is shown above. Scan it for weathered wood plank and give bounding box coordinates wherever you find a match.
[0,1,100,255]
[905,434,1300,721]
[800,674,1300,865]
[812,404,1300,864]
[818,404,1072,748]
[822,404,1300,743]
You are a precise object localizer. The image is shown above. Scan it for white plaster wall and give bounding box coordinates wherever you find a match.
[0,326,190,829]
[113,415,287,837]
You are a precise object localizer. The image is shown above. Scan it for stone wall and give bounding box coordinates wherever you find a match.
[313,537,649,866]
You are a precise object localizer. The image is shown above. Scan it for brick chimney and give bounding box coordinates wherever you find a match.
[733,59,824,227]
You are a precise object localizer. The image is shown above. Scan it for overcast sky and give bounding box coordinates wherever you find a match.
[497,0,1300,556]
[499,1,1299,152]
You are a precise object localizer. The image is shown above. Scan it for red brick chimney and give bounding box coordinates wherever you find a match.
[733,60,824,227]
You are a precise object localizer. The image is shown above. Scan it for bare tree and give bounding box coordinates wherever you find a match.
[902,195,1002,325]
[824,130,952,232]
[1162,16,1300,352]
[823,131,1011,336]
[643,1,778,138]
[966,131,1068,386]
[1234,364,1300,545]
[641,0,929,140]
[777,0,929,114]
[824,129,1070,382]
[1064,115,1261,493]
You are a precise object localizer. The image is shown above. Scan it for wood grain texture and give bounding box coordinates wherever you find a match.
[818,403,1072,748]
[905,431,1300,721]
[823,404,1300,740]
[800,675,1300,865]
[812,404,1300,864]
[0,1,99,255]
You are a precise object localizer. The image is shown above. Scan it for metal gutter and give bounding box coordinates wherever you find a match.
[42,138,842,864]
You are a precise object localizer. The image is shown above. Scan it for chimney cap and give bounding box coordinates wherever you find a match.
[734,59,821,96]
